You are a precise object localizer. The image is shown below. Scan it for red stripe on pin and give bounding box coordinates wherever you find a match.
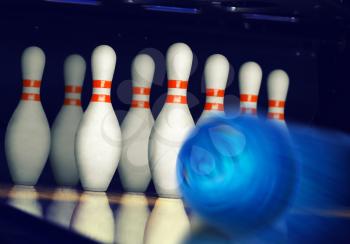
[23,80,41,88]
[268,100,285,108]
[240,94,258,102]
[133,87,151,95]
[166,95,187,104]
[206,89,225,97]
[21,93,40,101]
[204,103,224,111]
[131,100,150,108]
[65,86,82,93]
[64,99,81,106]
[268,112,285,120]
[240,107,257,114]
[93,80,112,88]
[168,80,188,89]
[91,94,111,103]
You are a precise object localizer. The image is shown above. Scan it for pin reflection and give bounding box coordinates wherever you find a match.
[71,191,114,243]
[8,185,43,218]
[144,197,190,244]
[115,193,150,244]
[46,188,79,228]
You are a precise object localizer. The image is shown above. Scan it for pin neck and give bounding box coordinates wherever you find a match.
[206,89,224,97]
[204,103,224,111]
[21,79,41,102]
[204,88,225,111]
[240,94,258,115]
[240,94,258,102]
[131,86,151,109]
[268,112,285,121]
[166,95,187,104]
[240,107,257,115]
[268,99,285,121]
[132,87,151,96]
[268,100,285,108]
[64,85,82,106]
[65,85,82,93]
[131,100,150,108]
[166,80,188,105]
[91,80,112,103]
[168,80,188,89]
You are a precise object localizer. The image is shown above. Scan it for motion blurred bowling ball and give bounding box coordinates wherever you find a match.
[177,116,298,236]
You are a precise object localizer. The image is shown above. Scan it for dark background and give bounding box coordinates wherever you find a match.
[0,0,349,192]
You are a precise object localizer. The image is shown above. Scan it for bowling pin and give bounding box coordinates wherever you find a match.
[148,42,195,198]
[75,45,122,191]
[119,54,155,192]
[197,54,229,124]
[238,61,262,116]
[144,198,190,244]
[115,193,150,244]
[71,192,114,243]
[5,46,50,185]
[267,69,289,124]
[50,54,86,186]
[267,70,291,243]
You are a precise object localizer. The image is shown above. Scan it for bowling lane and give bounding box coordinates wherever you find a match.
[0,185,349,243]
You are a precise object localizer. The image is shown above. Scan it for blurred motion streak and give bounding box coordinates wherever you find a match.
[178,115,350,238]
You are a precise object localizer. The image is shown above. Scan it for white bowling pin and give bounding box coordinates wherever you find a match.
[71,192,114,243]
[267,69,289,124]
[266,71,290,244]
[238,61,262,116]
[46,188,79,228]
[5,46,50,185]
[144,198,190,244]
[197,54,229,124]
[148,43,195,198]
[115,193,150,244]
[75,45,122,191]
[8,185,43,218]
[50,54,86,186]
[119,54,155,192]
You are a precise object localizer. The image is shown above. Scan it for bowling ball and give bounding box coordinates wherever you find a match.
[177,116,298,236]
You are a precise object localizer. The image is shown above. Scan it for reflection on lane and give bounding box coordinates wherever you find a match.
[144,197,190,244]
[2,186,294,243]
[46,188,79,228]
[115,193,150,244]
[71,191,114,243]
[185,217,289,244]
[8,185,43,218]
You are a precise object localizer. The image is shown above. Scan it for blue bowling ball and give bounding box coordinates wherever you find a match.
[177,116,298,236]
